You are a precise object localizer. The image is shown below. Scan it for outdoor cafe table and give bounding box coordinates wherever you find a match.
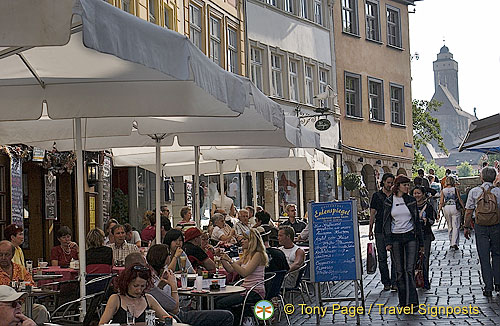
[42,266,78,281]
[178,285,245,310]
[24,287,59,319]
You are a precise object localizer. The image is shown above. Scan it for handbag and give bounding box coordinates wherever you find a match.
[415,251,425,288]
[366,242,377,274]
[454,188,463,211]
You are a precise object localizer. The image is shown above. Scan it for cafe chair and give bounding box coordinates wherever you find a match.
[282,260,310,305]
[264,270,290,326]
[49,291,105,326]
[234,272,276,326]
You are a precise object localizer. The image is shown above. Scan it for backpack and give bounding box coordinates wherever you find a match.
[475,186,500,226]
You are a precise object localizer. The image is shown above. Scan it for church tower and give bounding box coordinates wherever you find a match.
[433,45,459,103]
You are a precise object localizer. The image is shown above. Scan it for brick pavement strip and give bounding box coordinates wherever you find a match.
[274,226,500,325]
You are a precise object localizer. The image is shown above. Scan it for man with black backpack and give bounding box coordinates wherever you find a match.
[464,167,500,297]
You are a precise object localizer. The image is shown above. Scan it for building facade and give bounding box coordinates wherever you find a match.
[334,0,417,197]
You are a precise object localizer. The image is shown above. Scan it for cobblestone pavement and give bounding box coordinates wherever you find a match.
[274,224,500,325]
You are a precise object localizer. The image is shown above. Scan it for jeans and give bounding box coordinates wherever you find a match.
[178,308,234,326]
[215,291,262,326]
[422,236,432,289]
[443,205,461,246]
[474,224,500,291]
[391,231,419,306]
[375,232,396,286]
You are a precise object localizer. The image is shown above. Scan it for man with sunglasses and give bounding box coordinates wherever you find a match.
[0,285,36,326]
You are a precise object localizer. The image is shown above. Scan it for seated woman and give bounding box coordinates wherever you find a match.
[51,226,79,267]
[104,218,119,245]
[99,264,170,325]
[215,229,268,325]
[4,224,25,267]
[163,229,195,273]
[86,228,113,274]
[211,213,237,245]
[201,232,215,260]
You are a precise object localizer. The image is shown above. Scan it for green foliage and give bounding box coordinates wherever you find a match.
[412,100,448,154]
[111,188,129,223]
[457,162,477,177]
[344,173,362,191]
[412,154,447,179]
[486,153,500,166]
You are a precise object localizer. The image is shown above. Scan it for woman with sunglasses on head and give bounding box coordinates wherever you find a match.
[99,264,170,325]
[411,186,436,290]
[383,175,423,308]
[215,229,268,325]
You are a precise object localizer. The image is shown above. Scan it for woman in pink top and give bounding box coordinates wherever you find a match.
[216,229,268,325]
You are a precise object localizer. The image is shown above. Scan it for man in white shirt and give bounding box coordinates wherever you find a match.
[278,226,305,288]
[234,209,251,236]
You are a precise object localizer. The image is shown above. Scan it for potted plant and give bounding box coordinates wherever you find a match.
[343,173,362,192]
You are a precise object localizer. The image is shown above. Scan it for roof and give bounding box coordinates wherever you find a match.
[459,113,500,153]
[439,45,449,54]
[433,85,476,120]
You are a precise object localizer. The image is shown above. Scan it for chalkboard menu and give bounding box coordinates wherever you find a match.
[10,156,23,227]
[101,155,111,219]
[309,200,360,282]
[44,174,57,220]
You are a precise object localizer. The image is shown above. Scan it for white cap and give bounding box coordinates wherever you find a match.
[0,285,26,302]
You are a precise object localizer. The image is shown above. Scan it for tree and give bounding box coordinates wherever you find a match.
[457,162,476,177]
[412,100,448,175]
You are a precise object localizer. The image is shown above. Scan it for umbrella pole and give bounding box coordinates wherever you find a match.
[74,118,86,318]
[155,138,161,244]
[194,146,201,228]
[274,171,279,221]
[251,171,257,213]
[299,170,304,217]
[218,161,224,211]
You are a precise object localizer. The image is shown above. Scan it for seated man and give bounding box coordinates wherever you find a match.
[254,211,279,247]
[183,228,216,271]
[0,285,36,326]
[234,209,251,236]
[108,224,139,265]
[256,227,289,273]
[280,204,306,234]
[211,213,237,244]
[278,226,305,288]
[0,241,49,324]
[126,251,234,326]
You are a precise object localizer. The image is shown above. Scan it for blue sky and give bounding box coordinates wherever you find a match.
[409,0,499,119]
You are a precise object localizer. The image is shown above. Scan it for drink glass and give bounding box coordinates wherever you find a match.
[26,260,33,274]
[145,309,155,326]
[180,272,188,289]
[179,255,187,270]
[37,258,43,268]
[126,305,135,325]
[214,256,221,270]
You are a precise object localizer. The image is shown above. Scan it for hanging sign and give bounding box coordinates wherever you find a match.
[10,156,23,227]
[44,174,57,220]
[315,118,331,131]
[32,147,45,162]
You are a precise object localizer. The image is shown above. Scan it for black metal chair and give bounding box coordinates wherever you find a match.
[282,260,310,304]
[49,291,104,326]
[265,270,290,326]
[234,272,276,325]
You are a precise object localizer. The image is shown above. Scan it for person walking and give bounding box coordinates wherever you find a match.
[438,176,464,250]
[411,186,436,290]
[464,167,500,297]
[383,175,423,307]
[369,173,396,291]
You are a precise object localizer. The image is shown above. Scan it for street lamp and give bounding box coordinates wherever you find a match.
[87,160,99,187]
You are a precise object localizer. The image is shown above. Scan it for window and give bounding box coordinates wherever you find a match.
[284,0,293,13]
[209,16,222,66]
[390,84,404,124]
[289,60,299,102]
[227,27,238,74]
[164,5,173,29]
[267,0,276,6]
[345,73,361,117]
[342,0,358,35]
[121,0,130,12]
[271,54,283,98]
[365,1,380,41]
[387,6,401,47]
[189,4,202,49]
[305,65,314,105]
[250,47,263,91]
[319,69,329,107]
[299,0,308,19]
[368,78,383,121]
[149,0,156,23]
[314,0,322,24]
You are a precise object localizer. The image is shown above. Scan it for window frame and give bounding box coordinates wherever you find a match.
[344,71,362,118]
[305,64,315,105]
[390,82,405,126]
[209,14,222,66]
[341,0,359,36]
[319,68,329,108]
[289,60,299,102]
[149,0,157,23]
[367,77,384,122]
[314,0,322,25]
[188,3,203,50]
[284,0,294,13]
[271,53,284,98]
[250,46,264,91]
[227,26,239,74]
[121,0,131,13]
[365,0,380,42]
[299,0,309,19]
[386,5,402,48]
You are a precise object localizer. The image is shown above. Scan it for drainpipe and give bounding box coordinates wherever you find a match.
[243,0,250,77]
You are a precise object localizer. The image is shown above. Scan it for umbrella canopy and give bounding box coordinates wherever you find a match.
[459,114,500,153]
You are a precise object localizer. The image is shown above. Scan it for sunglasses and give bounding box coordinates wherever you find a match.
[132,265,149,271]
[0,300,23,308]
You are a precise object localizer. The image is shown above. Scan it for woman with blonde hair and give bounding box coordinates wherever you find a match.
[216,229,268,325]
[86,228,113,274]
[438,176,464,250]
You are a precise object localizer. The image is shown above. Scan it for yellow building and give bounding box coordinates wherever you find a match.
[333,0,418,194]
[105,0,246,75]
